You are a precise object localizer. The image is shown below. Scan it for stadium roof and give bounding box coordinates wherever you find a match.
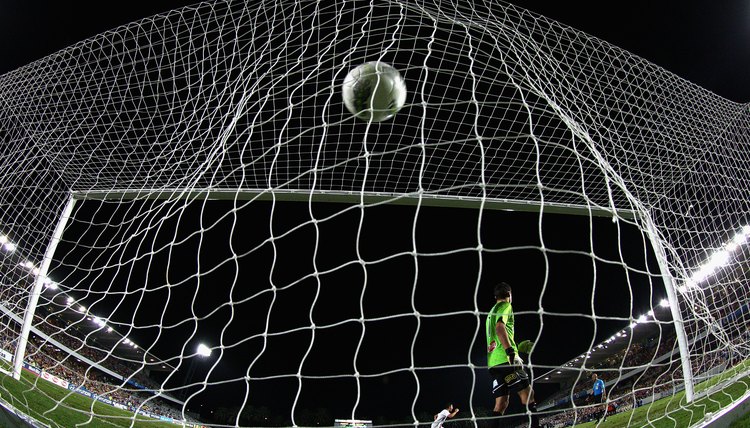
[535,306,676,387]
[36,297,176,373]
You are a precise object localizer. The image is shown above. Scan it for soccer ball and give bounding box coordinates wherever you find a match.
[342,61,406,122]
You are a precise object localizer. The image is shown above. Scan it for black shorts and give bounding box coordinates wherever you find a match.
[489,364,529,397]
[593,394,604,404]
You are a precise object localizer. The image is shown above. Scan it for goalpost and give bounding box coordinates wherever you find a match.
[11,195,76,381]
[0,0,748,427]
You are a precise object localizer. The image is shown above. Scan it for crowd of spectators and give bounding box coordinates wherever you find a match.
[540,331,678,408]
[537,315,750,428]
[0,316,197,424]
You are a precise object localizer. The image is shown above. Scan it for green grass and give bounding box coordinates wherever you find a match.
[0,361,748,428]
[0,368,183,428]
[730,408,750,428]
[568,360,750,428]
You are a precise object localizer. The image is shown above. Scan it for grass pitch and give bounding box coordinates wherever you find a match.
[570,361,750,428]
[0,367,182,428]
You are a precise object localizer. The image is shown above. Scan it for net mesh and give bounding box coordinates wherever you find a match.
[0,0,748,426]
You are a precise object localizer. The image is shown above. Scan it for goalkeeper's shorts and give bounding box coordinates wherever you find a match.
[489,363,529,397]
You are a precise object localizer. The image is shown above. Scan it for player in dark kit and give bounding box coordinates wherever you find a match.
[486,282,539,428]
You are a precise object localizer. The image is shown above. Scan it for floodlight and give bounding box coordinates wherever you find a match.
[197,343,212,357]
[659,299,670,308]
[708,250,729,269]
[734,231,747,245]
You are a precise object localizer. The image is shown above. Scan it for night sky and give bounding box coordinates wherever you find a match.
[49,198,662,422]
[1,0,748,425]
[2,0,749,101]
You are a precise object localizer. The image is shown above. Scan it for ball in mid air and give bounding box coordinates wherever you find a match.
[342,61,406,122]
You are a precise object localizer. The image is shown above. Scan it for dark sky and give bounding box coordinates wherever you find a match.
[2,0,749,101]
[47,197,661,423]
[1,0,744,425]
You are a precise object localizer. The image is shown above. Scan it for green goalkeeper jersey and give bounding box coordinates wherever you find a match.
[486,301,517,366]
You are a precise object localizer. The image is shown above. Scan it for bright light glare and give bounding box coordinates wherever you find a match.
[647,310,654,316]
[690,269,709,284]
[3,243,16,252]
[734,232,748,246]
[197,343,212,357]
[629,322,638,329]
[638,314,647,323]
[743,225,750,236]
[709,250,730,269]
[659,299,670,308]
[0,235,7,244]
[66,296,74,304]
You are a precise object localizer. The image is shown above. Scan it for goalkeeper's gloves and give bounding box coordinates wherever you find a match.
[518,340,534,354]
[506,347,524,366]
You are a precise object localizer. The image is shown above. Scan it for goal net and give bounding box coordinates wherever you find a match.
[0,0,748,427]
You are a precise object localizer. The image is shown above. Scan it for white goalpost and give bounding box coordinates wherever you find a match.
[12,195,76,381]
[0,0,748,427]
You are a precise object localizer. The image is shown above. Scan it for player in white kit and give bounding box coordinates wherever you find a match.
[431,403,459,428]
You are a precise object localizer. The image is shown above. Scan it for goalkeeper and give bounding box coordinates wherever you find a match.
[486,282,539,428]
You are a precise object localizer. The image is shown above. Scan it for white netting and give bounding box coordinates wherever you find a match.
[0,0,749,427]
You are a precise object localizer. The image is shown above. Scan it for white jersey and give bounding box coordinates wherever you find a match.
[431,409,451,428]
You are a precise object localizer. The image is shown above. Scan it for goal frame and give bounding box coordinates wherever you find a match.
[12,188,695,404]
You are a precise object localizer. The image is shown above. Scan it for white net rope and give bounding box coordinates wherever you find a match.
[0,0,748,427]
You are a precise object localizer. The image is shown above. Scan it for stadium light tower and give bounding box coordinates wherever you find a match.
[179,343,212,400]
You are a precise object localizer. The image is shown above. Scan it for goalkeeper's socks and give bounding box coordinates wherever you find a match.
[493,410,503,428]
[528,402,539,428]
